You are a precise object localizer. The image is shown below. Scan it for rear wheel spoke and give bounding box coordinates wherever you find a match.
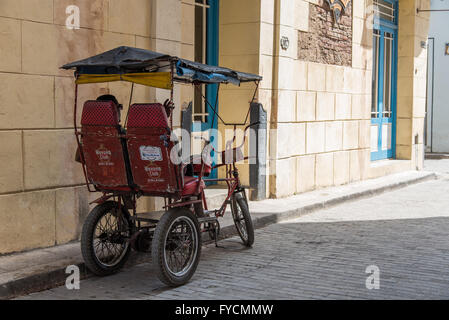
[92,210,130,267]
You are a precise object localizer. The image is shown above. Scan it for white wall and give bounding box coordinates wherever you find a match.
[427,0,449,152]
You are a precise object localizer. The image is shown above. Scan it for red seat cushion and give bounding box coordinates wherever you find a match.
[182,176,205,196]
[190,155,212,176]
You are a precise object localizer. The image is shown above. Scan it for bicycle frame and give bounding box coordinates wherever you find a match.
[194,120,258,217]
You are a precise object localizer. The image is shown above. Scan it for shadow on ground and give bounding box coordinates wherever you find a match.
[18,215,449,300]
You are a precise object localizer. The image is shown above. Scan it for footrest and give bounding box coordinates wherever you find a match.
[130,216,159,223]
[197,216,218,224]
[131,211,164,224]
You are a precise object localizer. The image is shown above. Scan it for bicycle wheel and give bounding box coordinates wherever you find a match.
[230,192,254,247]
[152,208,201,286]
[81,201,132,276]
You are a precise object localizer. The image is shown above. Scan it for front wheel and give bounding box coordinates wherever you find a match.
[81,201,132,276]
[152,208,201,286]
[231,192,254,247]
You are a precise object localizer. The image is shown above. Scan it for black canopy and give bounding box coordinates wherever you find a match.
[62,46,169,73]
[175,58,262,84]
[61,46,262,85]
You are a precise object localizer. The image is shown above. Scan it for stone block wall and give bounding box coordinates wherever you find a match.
[396,0,430,168]
[217,0,262,186]
[258,0,371,198]
[298,1,352,66]
[0,0,194,254]
[254,0,430,198]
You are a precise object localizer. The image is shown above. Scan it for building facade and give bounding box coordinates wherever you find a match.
[0,0,430,254]
[425,0,449,153]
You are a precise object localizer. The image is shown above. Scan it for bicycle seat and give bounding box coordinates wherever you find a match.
[181,176,205,196]
[184,155,212,177]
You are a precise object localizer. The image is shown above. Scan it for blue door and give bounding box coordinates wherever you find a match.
[371,0,398,161]
[193,0,219,180]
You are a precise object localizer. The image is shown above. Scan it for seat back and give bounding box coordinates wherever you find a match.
[126,104,180,195]
[80,100,131,191]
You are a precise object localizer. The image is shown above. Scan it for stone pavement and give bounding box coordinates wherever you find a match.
[424,158,449,176]
[16,162,449,299]
[0,169,434,299]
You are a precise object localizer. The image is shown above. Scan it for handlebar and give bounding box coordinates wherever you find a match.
[192,121,260,166]
[194,121,260,150]
[234,121,260,149]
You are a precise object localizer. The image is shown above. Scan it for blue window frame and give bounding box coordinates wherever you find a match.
[193,0,219,180]
[370,0,398,161]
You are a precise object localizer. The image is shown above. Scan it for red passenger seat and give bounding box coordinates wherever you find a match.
[80,100,132,191]
[126,103,204,197]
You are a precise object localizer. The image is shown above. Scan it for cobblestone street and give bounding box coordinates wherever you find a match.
[18,160,449,300]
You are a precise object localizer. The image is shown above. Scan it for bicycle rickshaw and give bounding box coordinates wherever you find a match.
[62,46,262,286]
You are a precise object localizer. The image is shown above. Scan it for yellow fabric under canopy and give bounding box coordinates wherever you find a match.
[76,72,172,90]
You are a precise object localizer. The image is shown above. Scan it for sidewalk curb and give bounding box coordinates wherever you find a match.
[425,153,449,160]
[248,171,437,229]
[1,171,436,299]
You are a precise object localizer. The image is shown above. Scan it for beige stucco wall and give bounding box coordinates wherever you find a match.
[396,0,429,167]
[216,0,261,186]
[0,0,198,254]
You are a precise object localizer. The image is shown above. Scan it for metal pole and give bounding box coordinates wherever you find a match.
[417,9,449,13]
[249,102,267,201]
[170,61,174,130]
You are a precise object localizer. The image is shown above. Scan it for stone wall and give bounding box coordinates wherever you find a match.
[217,0,262,186]
[257,0,371,198]
[298,2,352,66]
[396,0,430,167]
[0,0,194,254]
[255,0,430,198]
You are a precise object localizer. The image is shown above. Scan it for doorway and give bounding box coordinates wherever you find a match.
[370,0,398,161]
